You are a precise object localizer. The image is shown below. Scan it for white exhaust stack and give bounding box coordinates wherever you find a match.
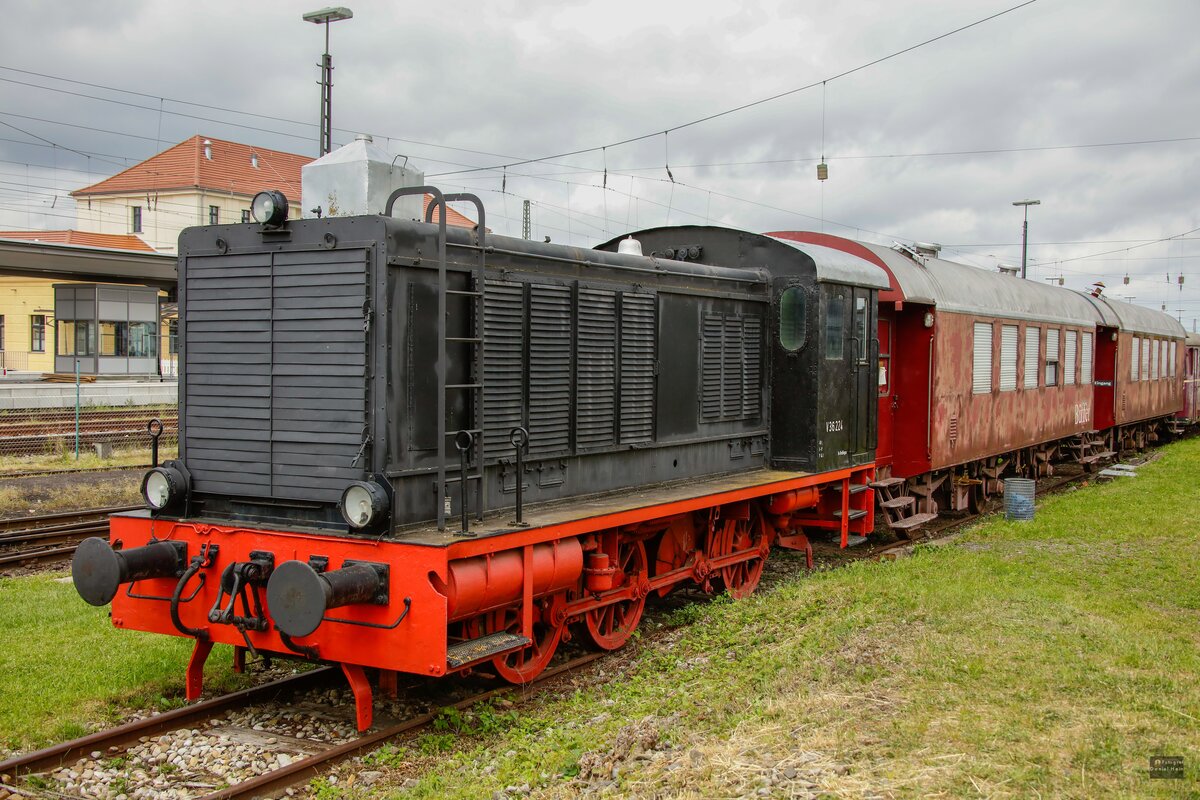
[301,134,424,219]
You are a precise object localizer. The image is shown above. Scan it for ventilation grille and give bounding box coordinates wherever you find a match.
[619,294,656,444]
[577,288,617,449]
[527,284,572,456]
[701,311,763,421]
[482,280,525,454]
[182,248,368,503]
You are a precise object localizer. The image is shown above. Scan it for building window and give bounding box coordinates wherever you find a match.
[241,209,250,223]
[131,205,142,233]
[209,205,219,225]
[30,315,46,352]
[1045,328,1060,386]
[56,320,95,356]
[0,314,4,351]
[168,318,179,354]
[973,322,993,394]
[1024,326,1040,388]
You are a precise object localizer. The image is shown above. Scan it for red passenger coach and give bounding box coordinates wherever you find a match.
[771,231,1187,528]
[1183,332,1200,424]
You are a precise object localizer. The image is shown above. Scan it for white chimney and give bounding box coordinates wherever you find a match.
[250,152,259,169]
[203,139,212,160]
[301,135,424,219]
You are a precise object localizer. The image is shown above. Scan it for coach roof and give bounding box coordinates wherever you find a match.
[1082,293,1187,338]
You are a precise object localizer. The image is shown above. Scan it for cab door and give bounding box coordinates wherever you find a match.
[851,287,875,464]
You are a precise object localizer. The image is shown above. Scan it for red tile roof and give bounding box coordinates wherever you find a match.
[71,136,311,203]
[69,135,476,228]
[421,195,477,229]
[0,230,156,252]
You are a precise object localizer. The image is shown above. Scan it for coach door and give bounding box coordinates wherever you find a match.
[818,284,873,469]
[850,287,875,464]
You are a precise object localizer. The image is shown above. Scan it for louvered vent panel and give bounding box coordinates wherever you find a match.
[1081,332,1093,385]
[972,322,993,394]
[1024,327,1040,388]
[741,315,762,418]
[183,249,368,503]
[701,313,724,419]
[527,284,572,456]
[482,280,525,454]
[619,294,656,444]
[577,288,617,449]
[999,325,1018,392]
[722,316,743,417]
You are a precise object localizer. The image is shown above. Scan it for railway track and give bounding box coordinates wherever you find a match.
[0,506,138,569]
[0,654,603,800]
[0,453,1150,797]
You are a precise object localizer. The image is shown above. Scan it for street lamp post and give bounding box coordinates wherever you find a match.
[1012,199,1040,280]
[303,6,353,156]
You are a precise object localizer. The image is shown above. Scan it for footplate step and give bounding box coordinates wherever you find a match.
[447,632,532,669]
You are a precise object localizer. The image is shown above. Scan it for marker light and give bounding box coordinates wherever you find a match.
[250,190,289,226]
[141,463,189,511]
[340,481,390,529]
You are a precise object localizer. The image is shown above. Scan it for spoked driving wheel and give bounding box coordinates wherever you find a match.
[487,593,566,684]
[707,510,770,600]
[584,537,648,650]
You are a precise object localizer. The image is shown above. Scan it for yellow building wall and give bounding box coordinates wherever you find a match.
[74,191,258,254]
[0,277,61,372]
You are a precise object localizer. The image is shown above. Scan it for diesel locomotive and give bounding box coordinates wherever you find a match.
[72,188,892,730]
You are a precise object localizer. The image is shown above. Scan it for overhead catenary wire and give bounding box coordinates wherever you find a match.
[427,0,1039,178]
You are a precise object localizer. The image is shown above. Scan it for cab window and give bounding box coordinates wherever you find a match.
[824,292,844,360]
[779,287,806,351]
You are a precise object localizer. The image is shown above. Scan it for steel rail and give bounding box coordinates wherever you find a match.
[0,506,137,535]
[198,652,604,800]
[0,668,337,781]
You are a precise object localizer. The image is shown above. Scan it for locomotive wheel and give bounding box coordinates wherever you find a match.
[652,516,698,598]
[487,593,566,684]
[584,538,649,650]
[708,513,769,600]
[968,479,989,514]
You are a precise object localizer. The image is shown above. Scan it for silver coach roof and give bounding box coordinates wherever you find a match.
[855,242,1099,328]
[1187,331,1200,347]
[771,237,891,290]
[1086,293,1187,338]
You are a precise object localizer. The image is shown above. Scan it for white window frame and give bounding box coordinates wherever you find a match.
[1045,328,1060,387]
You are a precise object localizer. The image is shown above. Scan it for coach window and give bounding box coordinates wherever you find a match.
[878,319,892,395]
[972,322,993,394]
[1151,339,1160,380]
[1081,331,1093,384]
[1131,337,1140,381]
[1141,338,1150,381]
[999,325,1018,391]
[854,296,868,363]
[1024,326,1040,388]
[1064,330,1077,385]
[778,287,807,351]
[1045,328,1060,386]
[824,292,844,360]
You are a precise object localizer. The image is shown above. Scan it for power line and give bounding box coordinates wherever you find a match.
[428,0,1039,178]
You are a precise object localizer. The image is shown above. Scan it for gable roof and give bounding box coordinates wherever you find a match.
[70,135,311,202]
[420,195,477,229]
[0,230,156,252]
[68,134,477,228]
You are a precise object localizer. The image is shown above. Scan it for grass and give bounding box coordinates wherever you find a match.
[0,445,177,477]
[0,574,249,752]
[367,438,1200,799]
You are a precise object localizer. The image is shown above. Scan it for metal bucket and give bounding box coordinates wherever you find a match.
[1003,478,1036,521]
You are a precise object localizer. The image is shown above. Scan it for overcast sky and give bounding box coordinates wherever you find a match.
[1,0,1197,326]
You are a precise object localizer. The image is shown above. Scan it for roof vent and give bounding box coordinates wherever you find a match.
[355,133,373,143]
[891,241,928,265]
[998,263,1019,276]
[913,241,941,257]
[202,140,212,160]
[617,236,643,256]
[250,153,259,169]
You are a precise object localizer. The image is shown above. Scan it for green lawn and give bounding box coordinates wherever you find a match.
[359,438,1200,799]
[0,576,246,752]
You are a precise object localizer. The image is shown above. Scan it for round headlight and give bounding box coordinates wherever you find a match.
[250,190,289,226]
[141,464,188,511]
[340,481,389,529]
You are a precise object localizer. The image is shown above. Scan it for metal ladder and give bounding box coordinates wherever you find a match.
[385,188,490,531]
